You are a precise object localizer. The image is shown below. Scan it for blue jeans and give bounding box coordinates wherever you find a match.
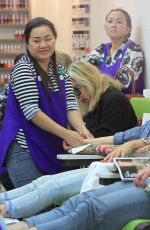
[0,215,7,230]
[5,141,44,188]
[0,168,88,218]
[26,181,150,230]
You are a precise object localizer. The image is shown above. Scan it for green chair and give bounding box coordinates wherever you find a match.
[130,97,150,118]
[122,219,150,230]
[121,97,150,229]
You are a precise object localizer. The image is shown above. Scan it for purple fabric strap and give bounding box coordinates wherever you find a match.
[99,41,133,76]
[99,41,144,94]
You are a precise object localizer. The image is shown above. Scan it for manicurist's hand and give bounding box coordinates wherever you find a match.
[77,126,93,139]
[63,129,85,150]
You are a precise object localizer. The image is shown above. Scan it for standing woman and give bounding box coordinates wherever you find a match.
[69,61,137,138]
[0,17,92,188]
[83,8,144,94]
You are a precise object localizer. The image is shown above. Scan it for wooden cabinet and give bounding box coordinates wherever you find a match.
[0,0,30,85]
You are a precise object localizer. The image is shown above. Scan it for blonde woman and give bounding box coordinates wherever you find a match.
[69,61,137,139]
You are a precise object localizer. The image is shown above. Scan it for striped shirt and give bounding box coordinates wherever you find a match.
[10,56,78,149]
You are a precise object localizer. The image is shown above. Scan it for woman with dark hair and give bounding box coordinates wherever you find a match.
[83,8,144,94]
[0,17,92,188]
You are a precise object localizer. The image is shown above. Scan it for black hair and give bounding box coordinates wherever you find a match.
[106,8,132,38]
[14,53,26,65]
[24,17,60,97]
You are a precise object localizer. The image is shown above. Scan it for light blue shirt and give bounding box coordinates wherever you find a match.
[113,121,150,144]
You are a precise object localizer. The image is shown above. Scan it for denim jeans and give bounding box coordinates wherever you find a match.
[5,141,44,188]
[26,181,150,230]
[0,215,7,230]
[0,168,88,218]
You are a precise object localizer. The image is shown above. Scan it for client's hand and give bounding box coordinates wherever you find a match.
[63,129,85,150]
[0,204,9,217]
[77,126,93,139]
[104,141,136,162]
[134,166,150,188]
[63,140,72,151]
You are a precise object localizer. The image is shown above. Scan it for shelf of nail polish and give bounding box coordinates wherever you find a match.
[72,4,90,16]
[72,30,90,39]
[0,0,29,9]
[0,58,15,68]
[71,0,91,61]
[72,17,90,28]
[72,0,90,3]
[0,0,30,88]
[0,72,12,87]
[0,12,28,24]
[0,46,25,57]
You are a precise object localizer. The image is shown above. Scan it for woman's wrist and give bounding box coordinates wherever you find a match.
[84,136,113,145]
[58,128,72,140]
[75,124,87,133]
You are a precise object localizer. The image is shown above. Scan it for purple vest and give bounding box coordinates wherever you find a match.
[0,70,68,174]
[99,41,144,94]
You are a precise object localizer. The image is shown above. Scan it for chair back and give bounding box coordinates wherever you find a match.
[130,97,150,118]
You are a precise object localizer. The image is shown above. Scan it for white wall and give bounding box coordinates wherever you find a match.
[30,0,150,88]
[135,0,150,88]
[30,0,72,55]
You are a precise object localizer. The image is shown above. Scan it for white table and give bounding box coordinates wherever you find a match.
[57,154,104,168]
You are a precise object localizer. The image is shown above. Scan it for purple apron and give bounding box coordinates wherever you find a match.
[0,70,68,174]
[99,41,144,94]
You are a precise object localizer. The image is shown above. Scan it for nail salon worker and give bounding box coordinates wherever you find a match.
[83,8,144,94]
[0,17,92,188]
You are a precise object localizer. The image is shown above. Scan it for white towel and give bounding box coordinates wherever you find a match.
[80,162,118,193]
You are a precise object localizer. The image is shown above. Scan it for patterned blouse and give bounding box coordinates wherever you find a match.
[82,39,144,94]
[0,84,9,128]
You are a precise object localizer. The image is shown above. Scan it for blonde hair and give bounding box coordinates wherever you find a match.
[69,61,119,111]
[56,51,72,69]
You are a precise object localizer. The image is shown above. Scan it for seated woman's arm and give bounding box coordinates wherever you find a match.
[134,166,150,188]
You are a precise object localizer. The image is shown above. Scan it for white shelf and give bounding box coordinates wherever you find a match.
[0,0,30,86]
[71,0,91,60]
